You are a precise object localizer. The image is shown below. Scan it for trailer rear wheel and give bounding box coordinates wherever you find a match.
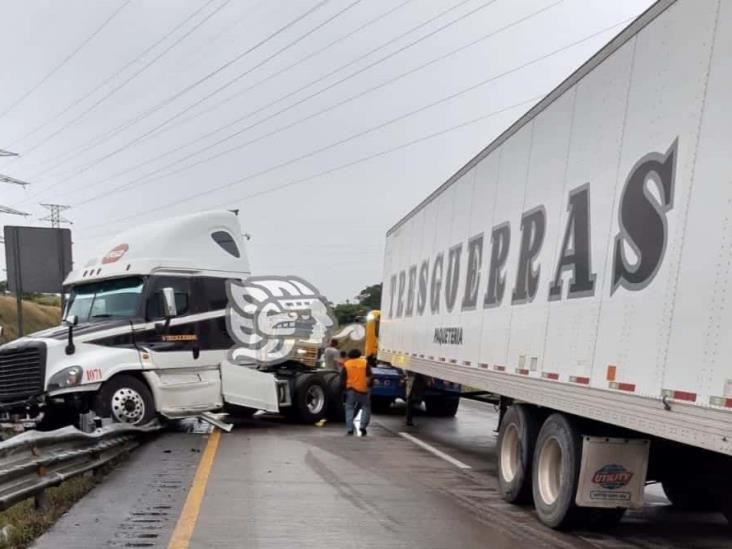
[424,396,460,417]
[94,375,155,426]
[497,404,540,504]
[532,413,586,529]
[288,374,328,423]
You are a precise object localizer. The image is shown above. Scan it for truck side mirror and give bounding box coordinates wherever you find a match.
[63,315,79,327]
[162,288,177,318]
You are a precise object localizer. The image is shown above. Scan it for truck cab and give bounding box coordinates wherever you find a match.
[0,211,337,427]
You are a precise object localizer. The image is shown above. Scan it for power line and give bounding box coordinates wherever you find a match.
[12,0,412,203]
[20,0,490,202]
[27,0,333,180]
[78,96,540,237]
[19,0,232,161]
[65,0,561,207]
[41,0,362,185]
[0,0,131,121]
[9,0,219,149]
[76,14,631,235]
[0,150,18,157]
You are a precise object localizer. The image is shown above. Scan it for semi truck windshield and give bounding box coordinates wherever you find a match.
[65,277,144,322]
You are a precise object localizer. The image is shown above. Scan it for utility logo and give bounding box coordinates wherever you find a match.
[592,464,633,490]
[226,276,335,365]
[102,243,129,264]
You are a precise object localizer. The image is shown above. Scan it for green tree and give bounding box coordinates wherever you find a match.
[356,283,382,310]
[333,302,366,325]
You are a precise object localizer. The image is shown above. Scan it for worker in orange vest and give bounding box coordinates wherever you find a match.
[341,348,373,436]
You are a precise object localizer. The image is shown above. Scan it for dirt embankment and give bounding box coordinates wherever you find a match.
[0,295,61,343]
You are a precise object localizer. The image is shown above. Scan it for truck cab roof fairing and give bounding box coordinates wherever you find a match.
[65,211,251,285]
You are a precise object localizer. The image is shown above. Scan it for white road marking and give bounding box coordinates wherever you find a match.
[399,432,472,470]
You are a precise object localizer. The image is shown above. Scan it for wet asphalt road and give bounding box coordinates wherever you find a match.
[33,400,730,549]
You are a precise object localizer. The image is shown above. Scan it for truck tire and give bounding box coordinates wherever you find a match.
[324,372,345,422]
[661,478,719,511]
[94,375,156,426]
[532,413,587,529]
[424,396,460,417]
[497,404,540,504]
[371,396,393,414]
[288,374,328,424]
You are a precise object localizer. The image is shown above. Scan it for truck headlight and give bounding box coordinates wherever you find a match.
[48,366,83,390]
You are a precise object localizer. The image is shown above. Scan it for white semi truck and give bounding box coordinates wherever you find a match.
[379,0,732,529]
[0,211,342,428]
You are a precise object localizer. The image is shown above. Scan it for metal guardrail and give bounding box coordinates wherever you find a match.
[0,421,160,511]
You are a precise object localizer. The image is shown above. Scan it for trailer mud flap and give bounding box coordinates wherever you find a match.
[220,359,280,412]
[576,437,650,508]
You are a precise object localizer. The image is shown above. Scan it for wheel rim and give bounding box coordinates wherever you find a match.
[111,387,146,424]
[500,423,520,482]
[537,436,563,505]
[305,384,325,415]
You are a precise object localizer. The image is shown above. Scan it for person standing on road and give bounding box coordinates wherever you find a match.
[322,339,340,369]
[342,348,372,436]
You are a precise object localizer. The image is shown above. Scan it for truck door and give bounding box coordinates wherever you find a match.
[220,358,282,412]
[141,275,221,411]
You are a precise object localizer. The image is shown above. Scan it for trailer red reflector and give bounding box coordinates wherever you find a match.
[493,365,505,372]
[542,372,559,380]
[439,357,446,362]
[463,361,471,366]
[570,376,590,385]
[663,389,696,402]
[448,359,457,364]
[515,368,529,375]
[479,363,489,369]
[609,382,635,392]
[428,356,434,360]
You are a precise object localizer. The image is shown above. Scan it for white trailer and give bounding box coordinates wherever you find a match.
[379,0,732,529]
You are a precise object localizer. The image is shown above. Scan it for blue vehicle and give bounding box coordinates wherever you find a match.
[365,311,461,416]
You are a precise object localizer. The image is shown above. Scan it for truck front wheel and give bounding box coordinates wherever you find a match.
[497,404,540,504]
[94,375,156,426]
[288,374,328,423]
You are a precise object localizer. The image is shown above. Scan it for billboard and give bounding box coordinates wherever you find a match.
[4,226,72,293]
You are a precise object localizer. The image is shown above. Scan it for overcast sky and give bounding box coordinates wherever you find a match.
[0,0,654,303]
